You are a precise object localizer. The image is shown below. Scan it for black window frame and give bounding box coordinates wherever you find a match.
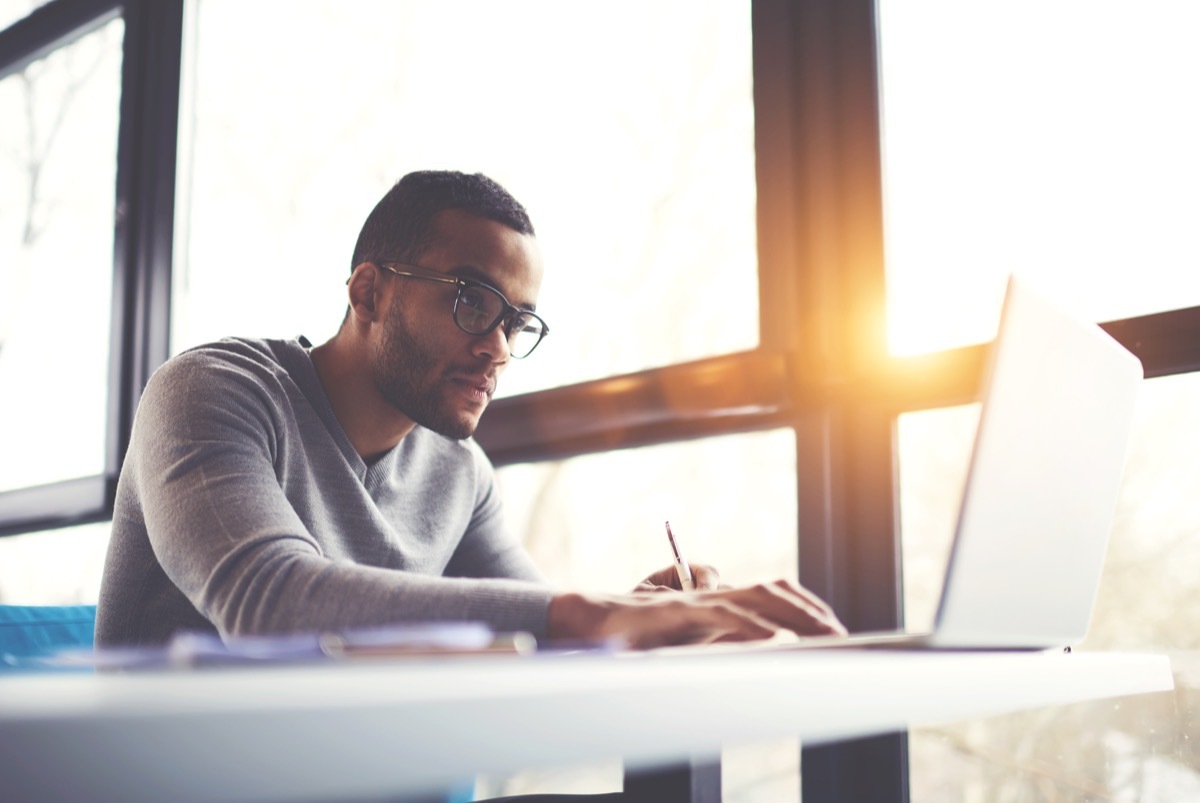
[0,0,183,536]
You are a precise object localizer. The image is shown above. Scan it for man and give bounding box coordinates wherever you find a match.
[96,170,845,651]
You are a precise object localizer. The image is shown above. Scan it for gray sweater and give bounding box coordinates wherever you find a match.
[95,337,554,647]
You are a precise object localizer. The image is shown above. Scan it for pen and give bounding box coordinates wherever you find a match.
[664,521,695,591]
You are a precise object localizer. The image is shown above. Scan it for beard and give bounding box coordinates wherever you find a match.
[371,302,487,440]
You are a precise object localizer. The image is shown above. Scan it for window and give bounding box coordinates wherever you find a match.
[878,0,1200,356]
[3,1,1196,800]
[0,1,51,31]
[0,521,109,604]
[498,429,798,593]
[0,16,122,494]
[0,0,182,575]
[896,403,979,632]
[882,2,1200,799]
[171,0,758,397]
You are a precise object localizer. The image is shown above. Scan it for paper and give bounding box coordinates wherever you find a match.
[28,622,536,672]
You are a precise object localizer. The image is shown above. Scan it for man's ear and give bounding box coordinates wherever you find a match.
[346,262,384,323]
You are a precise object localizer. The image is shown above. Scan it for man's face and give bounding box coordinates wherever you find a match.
[370,209,543,440]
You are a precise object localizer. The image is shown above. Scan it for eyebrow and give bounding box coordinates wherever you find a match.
[448,266,538,312]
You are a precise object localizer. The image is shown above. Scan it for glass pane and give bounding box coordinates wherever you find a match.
[498,429,797,593]
[481,429,798,796]
[0,18,123,493]
[0,521,110,604]
[879,1,1200,355]
[900,373,1200,798]
[896,402,980,633]
[0,0,49,33]
[172,0,757,396]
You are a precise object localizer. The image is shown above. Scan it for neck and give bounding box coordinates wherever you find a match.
[310,335,414,462]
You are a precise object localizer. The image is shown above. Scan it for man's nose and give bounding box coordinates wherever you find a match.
[470,323,511,363]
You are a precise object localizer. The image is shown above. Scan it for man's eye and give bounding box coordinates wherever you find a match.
[459,287,487,309]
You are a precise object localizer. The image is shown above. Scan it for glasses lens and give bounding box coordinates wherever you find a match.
[453,281,546,358]
[508,314,547,359]
[454,284,505,334]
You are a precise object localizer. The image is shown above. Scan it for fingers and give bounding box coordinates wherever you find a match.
[550,580,846,652]
[633,563,721,593]
[633,566,680,592]
[690,564,721,591]
[633,581,676,594]
[710,579,847,637]
[611,597,778,650]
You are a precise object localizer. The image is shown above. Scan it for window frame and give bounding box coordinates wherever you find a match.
[0,0,183,536]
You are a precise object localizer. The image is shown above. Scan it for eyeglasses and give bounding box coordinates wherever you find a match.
[375,262,549,359]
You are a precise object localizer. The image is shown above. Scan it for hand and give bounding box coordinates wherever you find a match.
[547,579,847,650]
[633,563,722,593]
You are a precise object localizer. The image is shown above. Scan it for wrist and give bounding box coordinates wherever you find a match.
[546,592,612,641]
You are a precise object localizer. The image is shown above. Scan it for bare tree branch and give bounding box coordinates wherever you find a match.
[16,23,116,247]
[922,724,1116,800]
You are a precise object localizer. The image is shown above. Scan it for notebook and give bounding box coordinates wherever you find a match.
[756,275,1142,652]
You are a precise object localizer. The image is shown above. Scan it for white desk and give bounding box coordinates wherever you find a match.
[0,649,1173,802]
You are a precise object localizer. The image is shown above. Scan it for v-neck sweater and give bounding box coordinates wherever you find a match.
[96,337,552,647]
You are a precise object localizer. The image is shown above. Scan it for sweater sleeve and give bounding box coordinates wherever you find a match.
[127,348,554,640]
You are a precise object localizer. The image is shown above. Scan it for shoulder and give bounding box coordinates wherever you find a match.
[160,337,299,375]
[140,337,310,419]
[149,338,301,392]
[131,339,320,460]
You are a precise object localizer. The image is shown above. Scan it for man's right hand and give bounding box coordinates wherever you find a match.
[546,579,847,650]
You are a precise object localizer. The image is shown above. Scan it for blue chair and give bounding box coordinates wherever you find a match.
[0,604,97,671]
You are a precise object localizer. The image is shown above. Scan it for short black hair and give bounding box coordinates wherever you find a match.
[350,170,535,271]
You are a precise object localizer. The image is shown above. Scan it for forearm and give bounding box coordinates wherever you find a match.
[202,549,555,638]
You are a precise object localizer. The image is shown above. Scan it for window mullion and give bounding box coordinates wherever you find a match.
[107,0,183,492]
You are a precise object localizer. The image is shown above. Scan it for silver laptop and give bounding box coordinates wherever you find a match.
[770,275,1143,652]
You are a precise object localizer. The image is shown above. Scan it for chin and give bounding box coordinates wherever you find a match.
[457,416,482,440]
[430,413,479,441]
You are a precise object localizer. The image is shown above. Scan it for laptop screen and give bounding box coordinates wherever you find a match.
[929,276,1143,649]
